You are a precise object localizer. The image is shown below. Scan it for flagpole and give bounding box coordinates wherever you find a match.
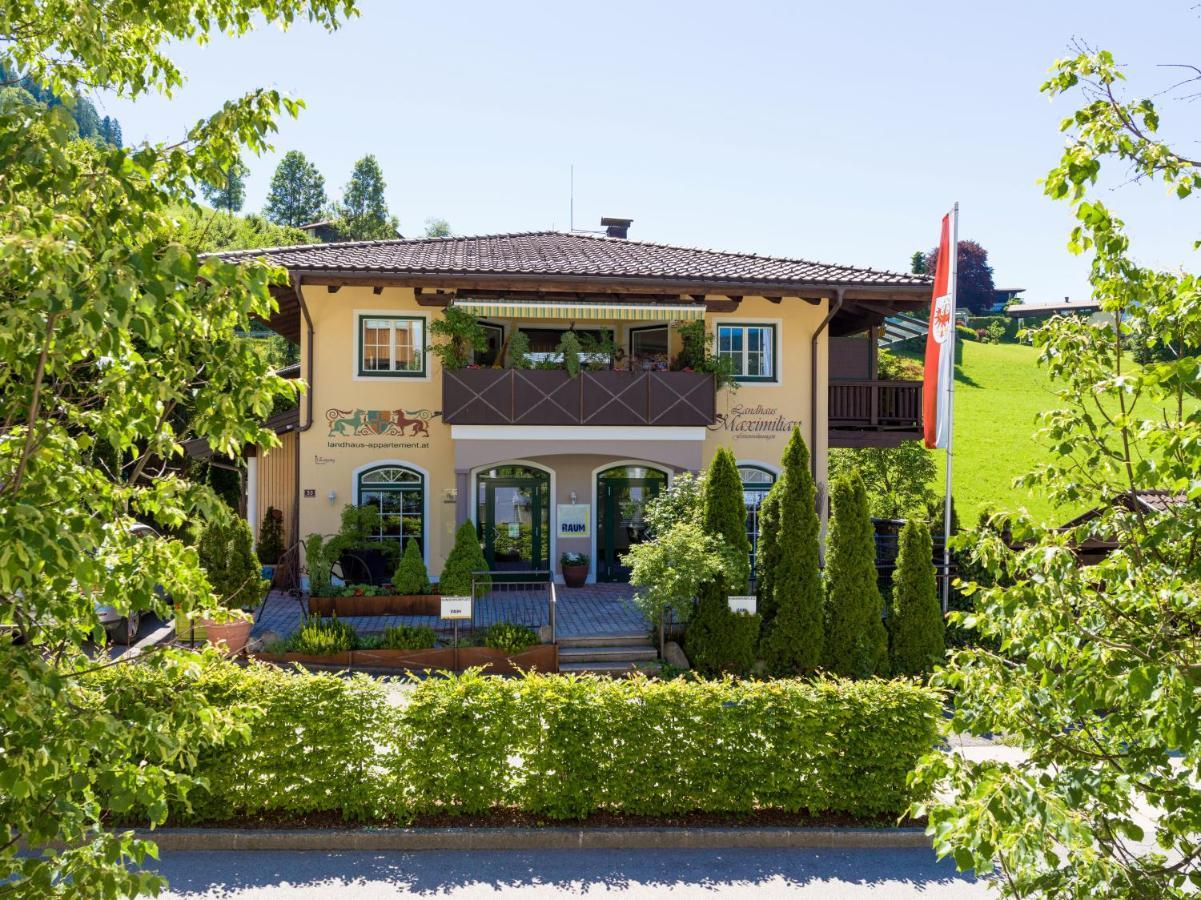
[942,202,959,613]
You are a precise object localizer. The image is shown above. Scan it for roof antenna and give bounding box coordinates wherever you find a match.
[569,164,574,232]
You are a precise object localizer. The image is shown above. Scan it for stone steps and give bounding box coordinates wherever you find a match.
[558,633,653,649]
[558,659,661,676]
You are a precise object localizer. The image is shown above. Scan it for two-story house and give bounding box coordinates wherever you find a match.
[225,225,929,586]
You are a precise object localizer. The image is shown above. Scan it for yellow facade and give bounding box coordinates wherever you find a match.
[292,285,829,584]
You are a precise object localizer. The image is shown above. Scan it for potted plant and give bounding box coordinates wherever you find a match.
[187,516,266,654]
[560,551,589,588]
[256,505,285,585]
[430,306,488,370]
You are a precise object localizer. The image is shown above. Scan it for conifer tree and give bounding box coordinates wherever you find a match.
[888,518,944,675]
[685,447,757,674]
[439,519,490,596]
[264,150,327,227]
[824,471,889,678]
[200,157,248,212]
[755,481,782,624]
[760,427,824,673]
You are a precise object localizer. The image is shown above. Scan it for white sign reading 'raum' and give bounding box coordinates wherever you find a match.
[556,504,591,538]
[728,595,757,615]
[440,597,472,620]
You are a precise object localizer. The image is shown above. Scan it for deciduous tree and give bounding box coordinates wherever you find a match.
[336,153,399,240]
[201,156,249,212]
[923,239,996,314]
[913,43,1201,897]
[0,0,355,895]
[829,441,935,520]
[265,149,327,226]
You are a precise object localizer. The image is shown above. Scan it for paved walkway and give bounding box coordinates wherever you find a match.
[154,847,987,898]
[253,584,649,643]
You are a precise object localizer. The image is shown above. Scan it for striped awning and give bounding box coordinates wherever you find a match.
[451,298,705,322]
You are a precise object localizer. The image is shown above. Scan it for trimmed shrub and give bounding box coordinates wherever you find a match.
[889,520,945,675]
[439,519,490,596]
[90,659,389,823]
[199,516,266,610]
[686,447,758,675]
[91,662,939,825]
[392,539,430,595]
[824,471,889,678]
[381,624,437,650]
[481,622,538,653]
[760,427,824,674]
[256,505,285,565]
[392,672,940,820]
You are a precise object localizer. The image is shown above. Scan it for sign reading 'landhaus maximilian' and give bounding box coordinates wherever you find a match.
[709,404,801,440]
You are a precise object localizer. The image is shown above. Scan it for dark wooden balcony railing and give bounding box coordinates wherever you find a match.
[829,379,923,447]
[443,369,717,427]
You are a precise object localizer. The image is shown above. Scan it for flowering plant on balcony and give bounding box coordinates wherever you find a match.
[670,320,739,390]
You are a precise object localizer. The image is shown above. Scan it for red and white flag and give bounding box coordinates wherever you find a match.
[923,211,957,449]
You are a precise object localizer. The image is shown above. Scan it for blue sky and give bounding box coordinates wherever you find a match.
[100,1,1199,304]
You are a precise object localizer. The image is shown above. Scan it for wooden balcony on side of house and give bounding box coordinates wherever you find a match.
[828,379,923,448]
[442,368,718,427]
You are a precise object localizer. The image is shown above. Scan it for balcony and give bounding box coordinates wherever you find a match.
[829,379,923,448]
[442,368,718,428]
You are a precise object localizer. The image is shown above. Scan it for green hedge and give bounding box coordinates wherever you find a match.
[92,662,940,823]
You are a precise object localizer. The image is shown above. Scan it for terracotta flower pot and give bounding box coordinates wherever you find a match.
[202,619,253,655]
[562,563,589,588]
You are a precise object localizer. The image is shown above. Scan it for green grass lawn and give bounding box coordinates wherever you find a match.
[909,340,1198,525]
[929,341,1064,524]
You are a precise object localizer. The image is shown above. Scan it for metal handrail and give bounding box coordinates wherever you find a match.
[468,569,556,643]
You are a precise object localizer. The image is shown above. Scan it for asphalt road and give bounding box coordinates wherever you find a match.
[152,848,990,898]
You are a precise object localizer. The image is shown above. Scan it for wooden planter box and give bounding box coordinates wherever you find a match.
[308,593,441,617]
[254,644,558,674]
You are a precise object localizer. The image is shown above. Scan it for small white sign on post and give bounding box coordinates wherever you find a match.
[728,595,757,615]
[440,596,472,620]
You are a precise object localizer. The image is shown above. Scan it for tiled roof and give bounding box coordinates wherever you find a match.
[216,231,929,290]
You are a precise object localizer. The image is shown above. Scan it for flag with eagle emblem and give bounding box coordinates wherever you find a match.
[923,212,957,449]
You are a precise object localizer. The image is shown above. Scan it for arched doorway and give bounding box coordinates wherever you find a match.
[476,464,551,573]
[596,464,669,582]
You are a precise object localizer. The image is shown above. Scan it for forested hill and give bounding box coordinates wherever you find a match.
[0,62,123,145]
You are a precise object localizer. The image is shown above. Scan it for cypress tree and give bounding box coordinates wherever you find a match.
[824,471,889,678]
[755,480,783,625]
[888,519,945,675]
[439,519,490,596]
[685,447,757,674]
[761,427,824,674]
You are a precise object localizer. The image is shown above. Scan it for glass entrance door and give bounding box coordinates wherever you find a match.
[596,465,668,582]
[477,465,550,574]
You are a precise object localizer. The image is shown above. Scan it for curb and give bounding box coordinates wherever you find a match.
[136,826,932,852]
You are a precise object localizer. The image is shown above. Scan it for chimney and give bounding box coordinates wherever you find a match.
[600,216,633,239]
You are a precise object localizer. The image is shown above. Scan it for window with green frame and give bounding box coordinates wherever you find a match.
[716,323,777,382]
[358,315,426,377]
[357,465,425,554]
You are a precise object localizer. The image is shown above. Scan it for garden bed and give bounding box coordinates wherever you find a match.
[308,593,441,617]
[255,643,558,674]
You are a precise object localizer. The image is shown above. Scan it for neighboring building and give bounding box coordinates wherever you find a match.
[221,225,929,585]
[1005,297,1101,327]
[990,287,1025,312]
[1058,490,1188,564]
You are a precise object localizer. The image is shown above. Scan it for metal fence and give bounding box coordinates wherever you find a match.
[468,570,557,645]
